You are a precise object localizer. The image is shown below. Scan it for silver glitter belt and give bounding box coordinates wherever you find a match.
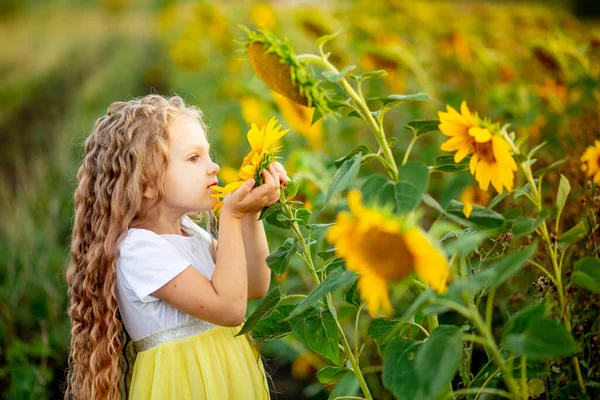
[133,319,217,353]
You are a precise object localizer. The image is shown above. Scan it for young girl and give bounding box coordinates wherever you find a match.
[65,94,290,399]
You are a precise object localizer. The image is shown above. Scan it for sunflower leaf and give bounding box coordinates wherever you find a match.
[235,287,283,337]
[350,69,388,82]
[317,366,352,385]
[382,338,424,399]
[251,304,297,341]
[289,307,341,365]
[404,120,440,137]
[266,239,299,275]
[322,65,356,82]
[286,268,358,320]
[334,144,371,168]
[431,155,471,172]
[558,221,587,250]
[284,180,299,198]
[572,257,600,294]
[502,304,580,359]
[533,159,566,178]
[344,277,362,307]
[399,161,430,194]
[511,210,549,237]
[315,29,342,53]
[326,153,362,206]
[415,325,462,398]
[447,200,505,228]
[295,208,313,226]
[556,174,571,226]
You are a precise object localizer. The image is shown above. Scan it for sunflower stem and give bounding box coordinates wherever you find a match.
[284,204,373,400]
[402,134,419,166]
[296,53,399,181]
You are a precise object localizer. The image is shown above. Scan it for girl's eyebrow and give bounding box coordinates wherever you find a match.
[187,144,210,152]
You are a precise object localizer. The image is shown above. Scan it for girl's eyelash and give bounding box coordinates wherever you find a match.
[188,155,199,162]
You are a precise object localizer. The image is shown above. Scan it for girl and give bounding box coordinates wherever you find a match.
[65,94,289,399]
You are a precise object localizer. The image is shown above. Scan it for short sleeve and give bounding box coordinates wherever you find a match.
[118,230,192,303]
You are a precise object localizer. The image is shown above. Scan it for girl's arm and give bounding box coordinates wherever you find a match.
[153,211,249,327]
[240,211,271,299]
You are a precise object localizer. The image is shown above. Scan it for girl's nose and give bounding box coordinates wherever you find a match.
[210,162,220,175]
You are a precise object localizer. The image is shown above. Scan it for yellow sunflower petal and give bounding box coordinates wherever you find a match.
[404,228,449,293]
[463,202,473,218]
[468,127,492,143]
[469,153,480,175]
[476,161,492,191]
[247,123,264,150]
[357,272,394,317]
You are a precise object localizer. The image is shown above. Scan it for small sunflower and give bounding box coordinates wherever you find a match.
[211,117,289,214]
[439,101,517,194]
[326,191,449,317]
[459,187,491,218]
[581,140,600,185]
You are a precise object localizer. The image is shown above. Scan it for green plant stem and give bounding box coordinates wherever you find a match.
[461,334,489,348]
[285,207,373,400]
[485,287,496,332]
[521,356,527,400]
[438,296,520,397]
[402,134,418,166]
[355,302,365,360]
[516,152,587,393]
[296,53,399,181]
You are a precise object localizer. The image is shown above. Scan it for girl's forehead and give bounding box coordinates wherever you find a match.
[169,116,208,149]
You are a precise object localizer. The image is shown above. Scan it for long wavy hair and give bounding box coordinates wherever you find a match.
[65,94,217,399]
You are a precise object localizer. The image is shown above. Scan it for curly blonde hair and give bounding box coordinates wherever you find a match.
[65,94,217,399]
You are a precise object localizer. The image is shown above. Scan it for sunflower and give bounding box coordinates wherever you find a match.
[211,117,289,214]
[459,187,491,218]
[581,140,600,185]
[326,191,449,317]
[439,101,517,194]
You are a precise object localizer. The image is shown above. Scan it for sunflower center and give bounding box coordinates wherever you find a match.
[358,226,415,281]
[596,154,600,169]
[473,141,496,163]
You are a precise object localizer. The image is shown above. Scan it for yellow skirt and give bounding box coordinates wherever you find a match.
[128,323,270,399]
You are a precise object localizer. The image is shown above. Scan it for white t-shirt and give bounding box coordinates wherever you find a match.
[115,215,216,340]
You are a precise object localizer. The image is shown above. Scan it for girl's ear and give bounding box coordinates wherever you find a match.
[143,184,158,200]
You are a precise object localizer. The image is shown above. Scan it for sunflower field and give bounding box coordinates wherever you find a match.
[2,0,600,399]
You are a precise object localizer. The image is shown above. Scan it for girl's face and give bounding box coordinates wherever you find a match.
[160,115,220,213]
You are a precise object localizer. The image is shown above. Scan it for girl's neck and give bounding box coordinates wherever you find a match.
[137,210,187,236]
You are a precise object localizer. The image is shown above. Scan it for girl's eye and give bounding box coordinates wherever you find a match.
[189,155,199,162]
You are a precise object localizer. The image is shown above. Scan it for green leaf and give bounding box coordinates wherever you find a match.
[326,153,362,206]
[446,231,487,256]
[473,242,538,290]
[511,210,549,237]
[315,29,342,52]
[446,200,505,228]
[405,120,440,137]
[344,277,361,307]
[307,222,335,231]
[350,69,388,81]
[327,370,360,399]
[533,159,566,178]
[334,144,371,168]
[286,268,358,319]
[370,92,431,105]
[527,141,547,159]
[266,238,298,275]
[503,304,580,360]
[379,290,436,345]
[289,307,341,364]
[317,366,352,385]
[295,208,312,226]
[383,338,423,399]
[251,304,296,341]
[431,155,471,172]
[284,180,299,198]
[395,182,421,214]
[323,65,357,82]
[572,257,600,294]
[416,325,462,398]
[236,287,283,337]
[259,202,284,221]
[556,174,571,224]
[399,161,430,194]
[362,174,392,204]
[558,222,587,250]
[387,136,398,148]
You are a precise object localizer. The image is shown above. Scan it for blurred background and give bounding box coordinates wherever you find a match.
[1,0,599,398]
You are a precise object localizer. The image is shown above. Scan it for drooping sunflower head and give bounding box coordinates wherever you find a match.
[239,27,333,118]
[439,101,517,194]
[326,190,449,317]
[581,140,600,185]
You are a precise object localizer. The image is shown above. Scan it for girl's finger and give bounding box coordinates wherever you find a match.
[269,164,281,187]
[262,168,274,187]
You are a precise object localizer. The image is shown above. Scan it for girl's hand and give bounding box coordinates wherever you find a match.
[270,161,291,186]
[221,163,287,219]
